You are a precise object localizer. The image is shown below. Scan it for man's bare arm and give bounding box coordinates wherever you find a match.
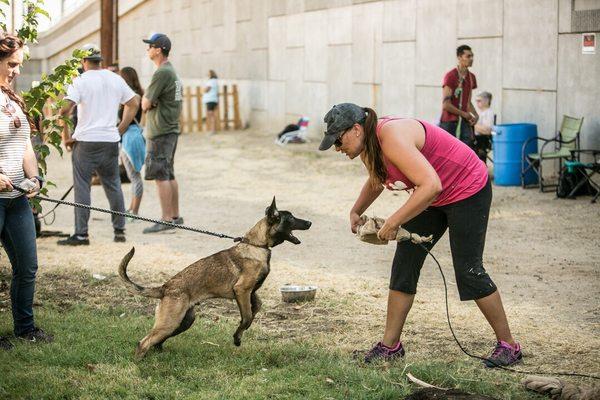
[119,95,141,135]
[442,86,469,119]
[59,100,76,148]
[141,95,154,112]
[466,92,478,125]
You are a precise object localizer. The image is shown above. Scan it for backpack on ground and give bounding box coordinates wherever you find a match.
[556,165,595,198]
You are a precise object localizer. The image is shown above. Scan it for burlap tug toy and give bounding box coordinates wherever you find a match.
[522,376,600,400]
[356,216,433,245]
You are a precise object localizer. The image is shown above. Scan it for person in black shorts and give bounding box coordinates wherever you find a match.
[319,103,521,368]
[202,70,219,135]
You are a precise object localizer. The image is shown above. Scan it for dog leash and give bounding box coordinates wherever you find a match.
[13,185,242,241]
[39,184,73,225]
[417,242,600,380]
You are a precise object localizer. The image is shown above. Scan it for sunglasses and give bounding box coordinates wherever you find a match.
[334,128,351,147]
[1,102,21,129]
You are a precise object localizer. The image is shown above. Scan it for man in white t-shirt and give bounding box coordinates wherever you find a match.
[473,91,494,163]
[58,44,140,246]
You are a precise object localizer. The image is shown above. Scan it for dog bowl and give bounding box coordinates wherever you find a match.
[280,285,318,303]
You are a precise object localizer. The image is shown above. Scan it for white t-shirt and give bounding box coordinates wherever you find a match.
[477,108,495,135]
[202,78,218,104]
[66,69,135,142]
[0,93,30,199]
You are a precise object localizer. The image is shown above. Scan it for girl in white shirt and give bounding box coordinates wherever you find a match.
[474,91,495,162]
[475,91,494,136]
[202,70,219,135]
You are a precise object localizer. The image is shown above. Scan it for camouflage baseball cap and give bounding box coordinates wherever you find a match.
[319,103,367,151]
[81,43,102,61]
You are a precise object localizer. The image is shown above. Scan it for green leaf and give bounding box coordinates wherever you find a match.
[35,7,50,19]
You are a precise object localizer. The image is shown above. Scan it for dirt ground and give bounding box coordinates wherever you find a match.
[3,129,599,378]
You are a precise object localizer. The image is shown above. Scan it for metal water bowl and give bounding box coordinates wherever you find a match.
[280,285,318,303]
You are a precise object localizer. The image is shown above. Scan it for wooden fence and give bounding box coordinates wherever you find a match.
[179,84,242,133]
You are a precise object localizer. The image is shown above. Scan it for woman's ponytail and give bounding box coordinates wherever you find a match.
[361,107,386,188]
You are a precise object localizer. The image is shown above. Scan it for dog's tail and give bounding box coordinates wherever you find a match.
[118,247,164,299]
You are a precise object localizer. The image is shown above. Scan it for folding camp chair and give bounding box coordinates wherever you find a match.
[521,115,584,192]
[275,117,310,145]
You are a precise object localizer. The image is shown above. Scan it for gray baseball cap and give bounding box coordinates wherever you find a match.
[81,43,103,61]
[319,103,367,151]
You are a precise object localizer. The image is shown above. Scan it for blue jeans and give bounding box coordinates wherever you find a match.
[0,195,38,336]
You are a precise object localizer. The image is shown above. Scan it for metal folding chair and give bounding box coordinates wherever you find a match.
[521,115,584,192]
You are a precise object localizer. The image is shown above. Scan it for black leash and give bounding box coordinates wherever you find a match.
[417,242,600,380]
[39,185,73,225]
[14,186,241,241]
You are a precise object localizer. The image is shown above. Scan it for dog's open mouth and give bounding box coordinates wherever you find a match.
[288,219,311,244]
[287,233,301,244]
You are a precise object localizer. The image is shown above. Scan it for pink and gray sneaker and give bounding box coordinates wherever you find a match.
[484,340,522,368]
[364,341,405,363]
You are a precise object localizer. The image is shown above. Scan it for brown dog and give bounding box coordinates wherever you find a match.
[118,198,311,358]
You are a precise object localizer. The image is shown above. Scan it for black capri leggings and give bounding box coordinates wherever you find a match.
[390,177,497,301]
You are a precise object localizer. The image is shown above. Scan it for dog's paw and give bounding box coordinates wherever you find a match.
[153,343,164,352]
[233,336,241,347]
[134,349,146,360]
[134,342,147,360]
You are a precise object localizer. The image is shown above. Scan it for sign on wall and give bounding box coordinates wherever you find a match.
[582,33,595,55]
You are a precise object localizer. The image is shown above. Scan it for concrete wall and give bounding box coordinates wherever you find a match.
[27,0,600,151]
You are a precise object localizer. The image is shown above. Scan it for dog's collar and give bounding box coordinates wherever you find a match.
[234,237,270,249]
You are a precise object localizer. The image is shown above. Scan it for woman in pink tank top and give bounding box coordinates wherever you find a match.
[319,103,521,367]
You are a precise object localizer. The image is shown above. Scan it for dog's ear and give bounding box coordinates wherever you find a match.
[265,196,279,222]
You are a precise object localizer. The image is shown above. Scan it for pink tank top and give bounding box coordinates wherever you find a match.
[377,117,488,207]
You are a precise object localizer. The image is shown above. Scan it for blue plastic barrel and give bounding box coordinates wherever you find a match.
[492,123,538,186]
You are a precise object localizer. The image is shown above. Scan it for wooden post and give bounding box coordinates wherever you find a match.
[100,0,116,66]
[232,84,241,129]
[215,88,222,132]
[196,86,203,132]
[223,85,229,130]
[185,87,193,133]
[113,0,118,65]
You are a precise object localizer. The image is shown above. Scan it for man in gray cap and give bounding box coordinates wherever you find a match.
[319,103,367,151]
[58,44,140,245]
[141,33,184,233]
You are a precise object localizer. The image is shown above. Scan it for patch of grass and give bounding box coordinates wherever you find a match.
[0,268,546,399]
[0,304,544,400]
